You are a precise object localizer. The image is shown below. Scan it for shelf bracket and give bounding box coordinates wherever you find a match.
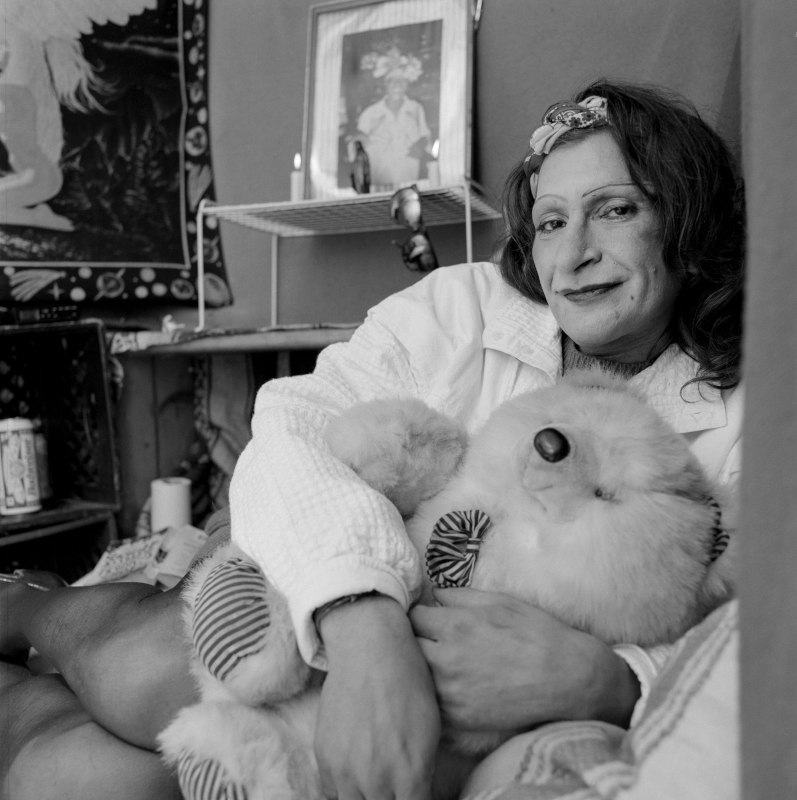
[463,182,473,263]
[271,235,280,327]
[195,198,210,331]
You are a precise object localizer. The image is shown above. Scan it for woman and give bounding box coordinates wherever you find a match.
[229,79,744,800]
[0,79,744,800]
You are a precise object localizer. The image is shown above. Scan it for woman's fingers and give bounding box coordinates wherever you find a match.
[411,590,637,733]
[432,586,524,609]
[409,588,529,640]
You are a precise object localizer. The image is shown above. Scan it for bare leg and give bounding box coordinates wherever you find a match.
[1,579,197,749]
[0,660,181,800]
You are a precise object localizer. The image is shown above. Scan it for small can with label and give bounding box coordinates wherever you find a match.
[0,417,42,515]
[31,419,53,501]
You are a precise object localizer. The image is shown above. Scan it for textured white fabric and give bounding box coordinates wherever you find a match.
[229,262,743,669]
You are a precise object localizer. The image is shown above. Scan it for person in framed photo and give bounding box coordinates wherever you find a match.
[354,45,432,189]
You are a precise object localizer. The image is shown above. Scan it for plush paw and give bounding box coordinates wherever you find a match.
[174,750,249,800]
[183,545,312,706]
[159,700,323,800]
[325,397,468,516]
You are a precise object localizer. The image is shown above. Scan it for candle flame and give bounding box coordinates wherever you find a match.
[431,139,440,159]
[294,152,302,170]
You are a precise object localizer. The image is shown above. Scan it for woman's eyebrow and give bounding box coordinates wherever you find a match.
[581,182,638,198]
[535,182,644,206]
[533,193,566,203]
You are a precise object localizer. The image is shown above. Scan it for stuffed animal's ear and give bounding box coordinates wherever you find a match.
[325,398,468,516]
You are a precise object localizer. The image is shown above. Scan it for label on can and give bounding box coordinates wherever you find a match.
[0,417,42,515]
[32,421,52,501]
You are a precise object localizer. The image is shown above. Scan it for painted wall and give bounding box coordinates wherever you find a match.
[738,1,797,796]
[101,0,740,332]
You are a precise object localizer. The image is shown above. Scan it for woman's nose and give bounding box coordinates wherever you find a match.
[556,221,599,272]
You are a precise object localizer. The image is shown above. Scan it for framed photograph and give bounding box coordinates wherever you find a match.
[303,0,473,199]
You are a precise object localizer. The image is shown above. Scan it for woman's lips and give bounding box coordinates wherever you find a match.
[560,283,621,301]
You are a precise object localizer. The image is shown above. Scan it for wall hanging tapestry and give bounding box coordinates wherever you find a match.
[0,0,231,308]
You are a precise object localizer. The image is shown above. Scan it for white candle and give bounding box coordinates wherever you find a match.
[290,152,304,201]
[427,139,440,187]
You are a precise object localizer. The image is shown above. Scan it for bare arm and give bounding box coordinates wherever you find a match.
[316,595,441,800]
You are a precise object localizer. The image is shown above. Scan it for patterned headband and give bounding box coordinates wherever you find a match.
[524,95,609,195]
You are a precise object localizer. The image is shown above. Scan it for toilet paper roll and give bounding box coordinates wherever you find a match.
[150,476,191,534]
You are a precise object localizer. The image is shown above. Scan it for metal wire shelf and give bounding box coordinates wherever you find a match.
[195,181,502,330]
[200,182,502,237]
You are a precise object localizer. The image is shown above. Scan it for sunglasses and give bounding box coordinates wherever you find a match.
[389,185,439,272]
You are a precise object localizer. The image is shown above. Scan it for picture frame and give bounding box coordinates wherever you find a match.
[302,0,473,199]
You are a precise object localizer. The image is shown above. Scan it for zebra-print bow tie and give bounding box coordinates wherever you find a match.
[706,496,729,564]
[425,509,493,588]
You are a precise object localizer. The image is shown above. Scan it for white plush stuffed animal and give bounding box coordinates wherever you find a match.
[159,371,735,800]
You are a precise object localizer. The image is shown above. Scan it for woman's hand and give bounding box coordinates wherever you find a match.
[410,588,640,734]
[316,595,441,800]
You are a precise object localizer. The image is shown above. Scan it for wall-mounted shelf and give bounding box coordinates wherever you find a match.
[195,181,502,330]
[202,182,502,237]
[115,323,358,356]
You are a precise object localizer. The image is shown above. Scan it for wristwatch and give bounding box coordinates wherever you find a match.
[313,591,381,632]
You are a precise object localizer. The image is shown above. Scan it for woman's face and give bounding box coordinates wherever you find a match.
[530,131,682,363]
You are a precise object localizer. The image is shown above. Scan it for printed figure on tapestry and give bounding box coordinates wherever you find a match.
[0,0,231,308]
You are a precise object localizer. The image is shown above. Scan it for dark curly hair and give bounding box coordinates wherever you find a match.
[498,79,745,390]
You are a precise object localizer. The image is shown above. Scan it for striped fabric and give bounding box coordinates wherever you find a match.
[425,509,493,587]
[176,751,248,800]
[706,496,729,564]
[191,558,271,683]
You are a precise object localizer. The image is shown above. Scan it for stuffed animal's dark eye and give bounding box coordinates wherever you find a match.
[533,428,570,462]
[594,488,603,498]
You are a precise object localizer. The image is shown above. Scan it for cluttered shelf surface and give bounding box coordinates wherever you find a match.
[113,323,360,356]
[0,500,118,544]
[203,182,503,237]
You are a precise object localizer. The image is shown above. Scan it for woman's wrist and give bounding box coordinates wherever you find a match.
[313,592,382,632]
[316,593,410,659]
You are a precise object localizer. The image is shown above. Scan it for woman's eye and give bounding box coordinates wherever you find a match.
[601,203,635,220]
[536,218,565,234]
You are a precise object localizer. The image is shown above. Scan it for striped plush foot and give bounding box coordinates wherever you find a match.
[174,750,249,800]
[159,699,323,800]
[182,544,312,706]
